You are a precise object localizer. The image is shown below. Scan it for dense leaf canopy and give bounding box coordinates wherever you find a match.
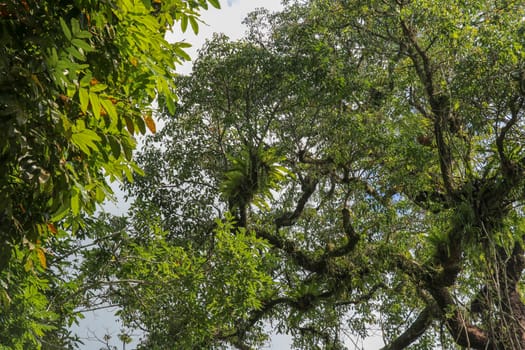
[0,0,218,348]
[8,0,525,349]
[87,1,525,348]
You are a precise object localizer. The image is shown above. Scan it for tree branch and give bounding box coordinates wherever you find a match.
[255,228,327,273]
[429,286,493,349]
[327,207,359,258]
[381,304,436,350]
[400,19,455,195]
[394,248,492,349]
[496,97,522,177]
[275,176,318,228]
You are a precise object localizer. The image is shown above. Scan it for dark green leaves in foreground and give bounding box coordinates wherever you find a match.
[0,0,215,347]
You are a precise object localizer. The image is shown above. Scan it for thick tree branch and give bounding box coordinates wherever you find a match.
[231,282,386,347]
[498,240,525,342]
[326,207,359,258]
[297,150,333,165]
[429,286,493,349]
[255,228,327,273]
[263,207,362,273]
[275,176,318,228]
[395,243,491,349]
[400,21,435,101]
[381,304,436,350]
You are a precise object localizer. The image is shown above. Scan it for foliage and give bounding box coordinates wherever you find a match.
[81,212,275,349]
[0,0,217,347]
[82,0,525,349]
[222,145,294,222]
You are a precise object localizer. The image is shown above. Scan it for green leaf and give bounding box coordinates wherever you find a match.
[71,38,94,53]
[79,73,92,88]
[51,201,70,222]
[136,116,146,134]
[174,46,191,61]
[71,18,81,36]
[89,91,101,118]
[181,15,189,33]
[95,186,106,202]
[189,16,199,34]
[122,139,133,161]
[124,116,134,134]
[108,136,122,159]
[71,129,101,155]
[75,29,92,39]
[166,97,176,115]
[90,83,107,92]
[79,88,89,113]
[59,17,72,41]
[70,188,80,216]
[208,0,221,9]
[100,98,118,120]
[66,46,85,61]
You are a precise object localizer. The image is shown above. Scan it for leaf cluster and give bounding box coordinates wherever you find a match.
[0,0,216,347]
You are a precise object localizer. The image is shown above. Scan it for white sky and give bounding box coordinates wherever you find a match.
[170,0,283,75]
[75,1,387,348]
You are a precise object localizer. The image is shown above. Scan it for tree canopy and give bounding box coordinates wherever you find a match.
[82,1,525,348]
[9,0,525,349]
[0,0,218,348]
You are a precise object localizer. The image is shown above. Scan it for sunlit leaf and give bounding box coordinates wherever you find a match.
[79,87,89,113]
[89,91,101,118]
[100,97,117,119]
[181,15,189,33]
[189,16,199,34]
[36,248,47,269]
[208,0,221,9]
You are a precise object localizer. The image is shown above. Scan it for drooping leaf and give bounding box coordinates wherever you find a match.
[144,114,156,133]
[36,248,46,269]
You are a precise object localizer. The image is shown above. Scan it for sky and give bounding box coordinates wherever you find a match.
[169,0,282,75]
[74,1,386,348]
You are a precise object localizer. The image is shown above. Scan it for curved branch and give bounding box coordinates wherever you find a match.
[394,251,491,349]
[496,97,522,177]
[231,283,386,345]
[275,176,318,228]
[255,228,327,273]
[381,304,436,350]
[429,286,493,350]
[327,207,359,258]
